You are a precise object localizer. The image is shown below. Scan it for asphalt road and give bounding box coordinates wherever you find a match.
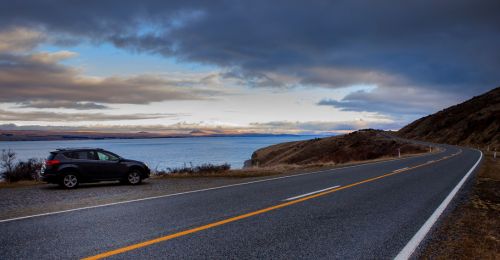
[0,145,482,259]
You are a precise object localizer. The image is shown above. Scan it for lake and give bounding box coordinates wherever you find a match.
[0,136,322,170]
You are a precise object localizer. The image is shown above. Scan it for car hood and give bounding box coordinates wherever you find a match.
[121,158,145,165]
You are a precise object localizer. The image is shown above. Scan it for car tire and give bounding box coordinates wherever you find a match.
[126,169,142,185]
[60,173,79,189]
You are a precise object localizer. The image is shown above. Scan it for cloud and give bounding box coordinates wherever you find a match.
[298,67,405,88]
[0,27,45,52]
[0,109,185,122]
[1,119,402,135]
[30,50,78,63]
[318,86,461,118]
[0,51,222,107]
[1,1,499,119]
[16,101,110,110]
[3,1,498,93]
[249,120,402,133]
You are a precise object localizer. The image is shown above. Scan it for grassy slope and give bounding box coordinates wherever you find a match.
[398,87,499,148]
[249,130,427,167]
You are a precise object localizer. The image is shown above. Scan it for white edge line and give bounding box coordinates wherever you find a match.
[0,149,440,224]
[395,150,483,260]
[283,185,341,201]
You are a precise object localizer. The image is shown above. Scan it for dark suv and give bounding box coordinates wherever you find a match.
[40,148,150,188]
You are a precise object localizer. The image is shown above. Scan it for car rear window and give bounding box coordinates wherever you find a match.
[47,152,56,160]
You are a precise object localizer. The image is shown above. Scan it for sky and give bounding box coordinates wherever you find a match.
[0,1,499,135]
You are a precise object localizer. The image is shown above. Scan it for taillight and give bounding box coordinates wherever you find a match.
[45,160,60,166]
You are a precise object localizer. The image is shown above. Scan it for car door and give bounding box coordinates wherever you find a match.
[95,150,122,179]
[64,151,99,181]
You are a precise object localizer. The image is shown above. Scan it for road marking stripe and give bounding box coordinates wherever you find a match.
[0,151,438,224]
[283,185,341,201]
[83,149,460,260]
[392,167,409,173]
[395,149,482,260]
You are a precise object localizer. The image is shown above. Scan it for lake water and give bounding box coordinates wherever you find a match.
[0,136,322,170]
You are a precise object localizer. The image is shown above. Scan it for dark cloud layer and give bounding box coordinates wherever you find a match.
[0,109,185,122]
[1,1,499,118]
[2,1,499,93]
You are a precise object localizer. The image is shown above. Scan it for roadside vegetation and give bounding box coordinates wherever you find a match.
[0,149,42,183]
[152,151,429,179]
[154,164,280,178]
[420,149,499,259]
[156,162,231,176]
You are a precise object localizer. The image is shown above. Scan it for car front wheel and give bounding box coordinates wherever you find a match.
[126,170,142,185]
[60,173,79,189]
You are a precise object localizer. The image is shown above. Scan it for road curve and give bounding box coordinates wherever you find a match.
[0,145,482,259]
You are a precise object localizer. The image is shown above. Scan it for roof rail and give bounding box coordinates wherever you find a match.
[55,147,104,151]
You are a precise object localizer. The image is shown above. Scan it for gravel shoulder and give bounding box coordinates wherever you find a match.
[0,176,275,220]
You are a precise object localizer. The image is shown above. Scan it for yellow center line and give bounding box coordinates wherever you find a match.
[83,149,462,260]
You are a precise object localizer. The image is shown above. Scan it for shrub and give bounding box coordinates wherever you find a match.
[1,149,16,176]
[7,158,43,182]
[156,162,231,176]
[1,149,42,182]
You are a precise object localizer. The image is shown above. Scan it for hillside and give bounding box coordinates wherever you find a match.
[398,87,500,148]
[248,130,427,167]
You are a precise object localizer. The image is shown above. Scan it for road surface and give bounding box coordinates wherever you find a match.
[0,145,482,259]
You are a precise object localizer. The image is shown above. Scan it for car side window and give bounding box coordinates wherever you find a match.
[87,151,97,160]
[64,151,96,160]
[64,152,77,159]
[97,151,119,161]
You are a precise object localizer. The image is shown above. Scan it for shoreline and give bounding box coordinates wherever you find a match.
[0,132,323,142]
[0,150,432,188]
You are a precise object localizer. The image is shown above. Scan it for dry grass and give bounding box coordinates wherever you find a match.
[0,180,42,188]
[419,150,500,259]
[153,151,429,179]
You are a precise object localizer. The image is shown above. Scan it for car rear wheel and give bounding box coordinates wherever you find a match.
[126,170,142,185]
[60,173,79,189]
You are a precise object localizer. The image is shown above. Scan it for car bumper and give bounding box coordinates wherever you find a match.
[143,168,151,179]
[39,173,59,183]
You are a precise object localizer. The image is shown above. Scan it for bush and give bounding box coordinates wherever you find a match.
[1,149,16,175]
[8,158,43,182]
[1,149,42,182]
[156,162,231,176]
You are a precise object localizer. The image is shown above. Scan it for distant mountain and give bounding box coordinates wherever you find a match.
[0,129,305,141]
[398,87,499,148]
